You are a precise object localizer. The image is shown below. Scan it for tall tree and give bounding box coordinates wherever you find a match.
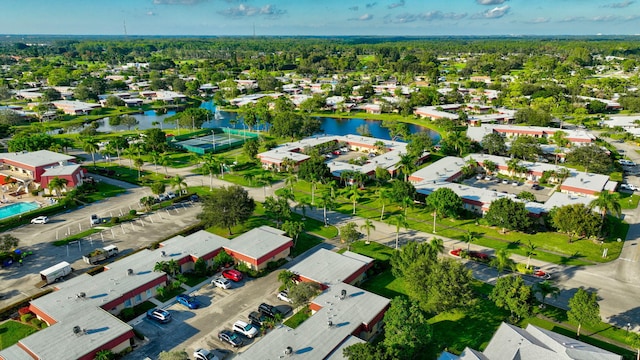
[360,219,376,244]
[534,280,560,308]
[47,177,68,198]
[282,220,305,246]
[389,214,408,250]
[427,187,463,219]
[568,288,601,337]
[340,222,361,250]
[549,204,602,242]
[490,275,534,321]
[485,197,533,233]
[169,174,187,195]
[82,137,99,167]
[382,297,432,360]
[460,231,477,253]
[481,132,507,155]
[405,258,475,313]
[197,186,256,235]
[490,248,515,275]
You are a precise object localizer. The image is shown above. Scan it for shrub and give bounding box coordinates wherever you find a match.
[515,263,533,274]
[110,216,120,224]
[120,308,135,322]
[30,318,43,328]
[20,314,33,323]
[39,321,48,329]
[129,209,137,216]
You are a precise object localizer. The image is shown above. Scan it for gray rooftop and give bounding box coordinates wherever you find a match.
[19,307,131,360]
[461,322,622,360]
[325,335,366,360]
[158,230,229,260]
[0,150,74,168]
[238,283,389,360]
[42,164,83,177]
[225,226,292,260]
[288,249,372,286]
[0,345,38,360]
[562,172,612,193]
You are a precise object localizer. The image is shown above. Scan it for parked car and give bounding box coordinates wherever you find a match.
[469,251,490,261]
[193,349,230,360]
[502,179,509,184]
[212,277,232,289]
[258,303,282,319]
[222,269,243,282]
[218,330,243,347]
[176,294,200,309]
[90,214,101,225]
[158,194,169,202]
[193,349,217,360]
[30,216,49,224]
[476,174,484,180]
[248,311,268,327]
[146,308,171,323]
[166,191,176,199]
[450,248,463,257]
[484,175,492,181]
[232,320,259,338]
[512,181,519,186]
[277,289,293,303]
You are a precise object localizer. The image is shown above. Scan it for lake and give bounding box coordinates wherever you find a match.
[72,102,441,143]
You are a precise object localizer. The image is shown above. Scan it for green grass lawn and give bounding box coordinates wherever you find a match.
[350,240,636,358]
[283,307,311,329]
[91,162,167,186]
[618,192,640,210]
[0,320,38,349]
[288,179,625,265]
[83,182,127,202]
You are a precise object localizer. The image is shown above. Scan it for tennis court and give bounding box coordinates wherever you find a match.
[174,132,247,154]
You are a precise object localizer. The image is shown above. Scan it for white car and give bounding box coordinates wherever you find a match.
[193,349,219,360]
[30,216,49,224]
[232,320,259,338]
[277,290,293,303]
[211,277,232,289]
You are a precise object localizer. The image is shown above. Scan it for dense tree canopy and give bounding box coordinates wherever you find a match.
[197,185,256,235]
[484,197,533,232]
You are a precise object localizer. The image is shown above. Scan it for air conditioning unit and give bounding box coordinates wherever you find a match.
[127,269,133,276]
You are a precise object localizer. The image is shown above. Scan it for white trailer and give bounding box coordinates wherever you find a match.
[39,261,72,286]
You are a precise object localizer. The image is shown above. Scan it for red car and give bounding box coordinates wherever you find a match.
[222,269,243,282]
[450,248,463,257]
[534,270,551,279]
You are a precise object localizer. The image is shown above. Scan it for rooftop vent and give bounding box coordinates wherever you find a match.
[161,250,166,257]
[127,269,133,276]
[284,347,293,356]
[340,289,347,300]
[327,320,333,327]
[76,292,86,299]
[73,326,83,336]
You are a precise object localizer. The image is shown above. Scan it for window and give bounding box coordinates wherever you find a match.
[146,289,152,299]
[135,294,142,304]
[124,299,132,308]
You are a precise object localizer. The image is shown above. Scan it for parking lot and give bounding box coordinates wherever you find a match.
[125,267,294,360]
[463,176,554,202]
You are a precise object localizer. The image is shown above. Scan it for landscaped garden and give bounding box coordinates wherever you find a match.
[347,240,637,359]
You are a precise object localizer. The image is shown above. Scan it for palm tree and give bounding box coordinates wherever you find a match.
[310,179,320,205]
[282,220,305,247]
[134,157,144,179]
[153,261,168,273]
[140,196,156,212]
[448,131,470,156]
[94,349,114,360]
[590,191,622,220]
[82,137,99,168]
[534,280,560,308]
[507,158,520,177]
[166,259,180,277]
[243,173,256,186]
[461,231,477,253]
[401,195,413,216]
[47,177,68,198]
[318,191,336,226]
[428,237,445,256]
[343,184,361,215]
[389,214,408,250]
[149,151,160,170]
[525,240,537,269]
[360,219,376,244]
[285,173,297,191]
[398,153,417,181]
[376,188,389,221]
[490,248,515,275]
[295,199,313,221]
[277,270,298,291]
[158,152,171,177]
[170,174,188,195]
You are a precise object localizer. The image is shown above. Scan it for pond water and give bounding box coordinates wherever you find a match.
[63,101,441,142]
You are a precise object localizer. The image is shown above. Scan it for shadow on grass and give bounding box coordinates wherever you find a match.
[507,240,521,250]
[559,251,584,265]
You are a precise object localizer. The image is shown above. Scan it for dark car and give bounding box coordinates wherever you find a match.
[258,303,283,319]
[176,294,200,309]
[248,311,268,327]
[146,308,171,323]
[222,269,243,282]
[218,330,243,347]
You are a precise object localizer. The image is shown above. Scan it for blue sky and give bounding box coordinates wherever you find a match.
[1,0,640,36]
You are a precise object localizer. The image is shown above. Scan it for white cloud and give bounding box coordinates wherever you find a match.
[349,13,374,21]
[603,1,634,8]
[472,5,510,19]
[476,0,508,4]
[152,0,207,4]
[388,0,405,9]
[390,11,467,23]
[525,17,549,24]
[219,4,286,17]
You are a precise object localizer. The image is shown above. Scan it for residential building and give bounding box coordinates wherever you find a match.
[0,226,292,360]
[0,150,84,193]
[447,322,622,360]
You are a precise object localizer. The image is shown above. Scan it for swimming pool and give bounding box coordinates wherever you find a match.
[0,202,39,220]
